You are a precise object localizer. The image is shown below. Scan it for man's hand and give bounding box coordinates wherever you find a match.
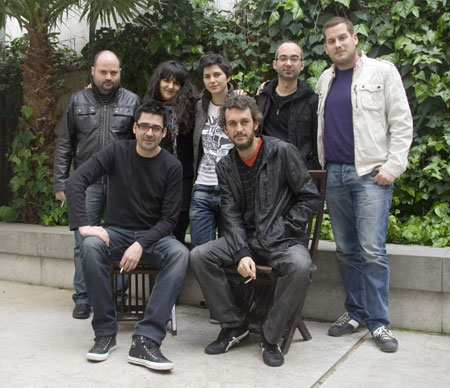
[256,81,267,96]
[78,225,110,246]
[119,241,144,272]
[55,191,66,201]
[237,256,256,280]
[373,167,395,186]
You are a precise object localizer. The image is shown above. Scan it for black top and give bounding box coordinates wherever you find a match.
[262,91,295,142]
[66,140,183,251]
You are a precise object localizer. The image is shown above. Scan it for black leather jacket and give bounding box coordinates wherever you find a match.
[53,86,140,192]
[216,136,321,261]
[256,79,320,170]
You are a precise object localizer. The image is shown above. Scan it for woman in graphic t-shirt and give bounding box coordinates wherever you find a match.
[190,54,235,247]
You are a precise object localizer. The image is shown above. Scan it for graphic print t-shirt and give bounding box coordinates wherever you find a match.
[195,102,234,186]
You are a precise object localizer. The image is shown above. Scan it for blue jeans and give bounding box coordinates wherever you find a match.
[81,228,189,345]
[325,163,393,332]
[189,184,223,247]
[73,183,106,305]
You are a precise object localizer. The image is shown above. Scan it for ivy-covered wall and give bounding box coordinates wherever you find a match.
[1,0,449,246]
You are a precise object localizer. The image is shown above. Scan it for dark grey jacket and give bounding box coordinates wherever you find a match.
[53,86,140,192]
[216,136,321,261]
[192,84,235,181]
[257,79,320,170]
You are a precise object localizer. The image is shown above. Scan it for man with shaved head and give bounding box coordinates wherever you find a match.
[53,50,141,319]
[256,41,320,169]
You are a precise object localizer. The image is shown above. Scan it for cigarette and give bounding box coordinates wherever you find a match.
[244,278,252,284]
[60,201,65,208]
[120,267,124,274]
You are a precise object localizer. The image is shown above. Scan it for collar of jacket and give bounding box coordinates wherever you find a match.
[200,83,235,112]
[91,84,122,104]
[261,78,314,101]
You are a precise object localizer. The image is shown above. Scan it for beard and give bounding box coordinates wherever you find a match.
[233,132,255,151]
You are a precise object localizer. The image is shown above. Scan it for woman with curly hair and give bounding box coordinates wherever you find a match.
[143,60,199,244]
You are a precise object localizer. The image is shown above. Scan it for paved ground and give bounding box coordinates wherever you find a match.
[1,280,449,388]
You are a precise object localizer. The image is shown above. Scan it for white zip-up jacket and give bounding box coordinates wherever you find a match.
[316,52,413,178]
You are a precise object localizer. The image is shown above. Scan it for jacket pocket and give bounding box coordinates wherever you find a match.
[74,105,98,131]
[111,106,134,136]
[356,83,384,111]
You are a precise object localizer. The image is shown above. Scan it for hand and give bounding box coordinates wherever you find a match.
[237,256,256,280]
[78,225,110,246]
[256,81,267,96]
[119,241,143,272]
[55,191,66,201]
[373,167,395,186]
[235,89,247,96]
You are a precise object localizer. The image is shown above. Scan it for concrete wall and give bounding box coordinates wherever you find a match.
[1,222,449,333]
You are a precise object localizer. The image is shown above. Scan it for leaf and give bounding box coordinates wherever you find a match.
[334,0,350,8]
[354,24,369,37]
[269,11,280,27]
[21,105,34,120]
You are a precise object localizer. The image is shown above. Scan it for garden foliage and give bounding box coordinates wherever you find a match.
[1,0,449,246]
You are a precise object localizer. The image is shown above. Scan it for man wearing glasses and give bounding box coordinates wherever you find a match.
[257,41,320,169]
[66,101,189,371]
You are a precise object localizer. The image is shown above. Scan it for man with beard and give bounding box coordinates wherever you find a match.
[190,95,321,367]
[53,50,140,320]
[256,41,320,169]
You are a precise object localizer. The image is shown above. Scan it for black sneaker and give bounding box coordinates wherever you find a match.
[372,326,398,352]
[205,324,249,354]
[128,335,174,371]
[260,331,284,367]
[86,335,117,361]
[73,303,91,319]
[328,312,364,336]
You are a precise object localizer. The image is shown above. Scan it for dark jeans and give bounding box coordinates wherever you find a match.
[190,237,316,344]
[81,227,189,345]
[73,183,106,305]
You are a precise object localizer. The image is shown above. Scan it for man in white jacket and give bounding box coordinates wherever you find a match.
[316,16,413,352]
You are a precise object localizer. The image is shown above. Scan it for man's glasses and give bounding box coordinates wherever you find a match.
[275,55,302,64]
[136,123,164,135]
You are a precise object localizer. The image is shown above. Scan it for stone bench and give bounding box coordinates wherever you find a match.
[1,222,449,333]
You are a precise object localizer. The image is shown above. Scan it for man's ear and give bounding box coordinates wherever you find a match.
[132,122,137,135]
[162,128,167,138]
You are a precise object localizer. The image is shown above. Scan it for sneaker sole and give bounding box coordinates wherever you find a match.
[86,344,117,362]
[205,330,250,355]
[328,325,366,337]
[128,355,174,371]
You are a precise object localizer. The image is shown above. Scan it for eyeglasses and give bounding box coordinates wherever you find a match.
[136,123,164,135]
[275,55,303,64]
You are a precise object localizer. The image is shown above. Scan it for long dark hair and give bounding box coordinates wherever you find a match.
[143,60,198,135]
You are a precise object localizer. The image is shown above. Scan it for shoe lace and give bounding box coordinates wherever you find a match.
[335,312,350,327]
[94,336,112,350]
[373,326,393,340]
[141,337,164,358]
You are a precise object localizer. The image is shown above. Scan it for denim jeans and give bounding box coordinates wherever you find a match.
[81,228,189,345]
[190,236,315,344]
[189,184,222,247]
[325,163,393,332]
[72,183,106,305]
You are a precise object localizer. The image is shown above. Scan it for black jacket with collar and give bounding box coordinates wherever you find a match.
[216,136,321,261]
[256,79,320,170]
[53,86,141,193]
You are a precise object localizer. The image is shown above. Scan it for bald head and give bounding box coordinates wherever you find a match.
[91,50,121,95]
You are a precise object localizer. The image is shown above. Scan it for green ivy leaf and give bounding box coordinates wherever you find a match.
[21,105,34,120]
[269,11,280,27]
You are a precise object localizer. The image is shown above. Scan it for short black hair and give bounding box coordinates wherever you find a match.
[197,54,232,78]
[219,95,262,129]
[134,101,168,127]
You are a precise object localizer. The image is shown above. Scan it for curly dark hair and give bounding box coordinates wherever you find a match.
[143,60,199,135]
[219,95,262,129]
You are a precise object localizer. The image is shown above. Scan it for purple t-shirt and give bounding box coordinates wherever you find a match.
[324,67,354,164]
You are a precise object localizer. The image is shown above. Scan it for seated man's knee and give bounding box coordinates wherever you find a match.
[189,245,210,272]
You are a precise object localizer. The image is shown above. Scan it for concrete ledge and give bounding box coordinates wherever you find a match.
[1,222,449,333]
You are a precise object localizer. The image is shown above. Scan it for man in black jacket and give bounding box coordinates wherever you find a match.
[66,101,188,371]
[257,41,320,169]
[190,95,321,367]
[53,50,140,319]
